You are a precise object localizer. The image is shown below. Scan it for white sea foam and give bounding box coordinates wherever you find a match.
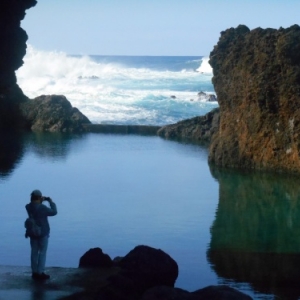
[16,45,217,125]
[196,57,213,74]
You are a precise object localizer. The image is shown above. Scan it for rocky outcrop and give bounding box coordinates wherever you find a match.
[65,245,251,300]
[197,91,217,102]
[0,1,91,132]
[209,24,300,173]
[20,95,91,132]
[157,108,219,143]
[0,0,37,130]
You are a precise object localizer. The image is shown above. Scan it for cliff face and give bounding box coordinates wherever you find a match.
[209,25,300,173]
[0,0,37,130]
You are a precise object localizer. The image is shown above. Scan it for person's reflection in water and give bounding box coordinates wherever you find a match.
[208,166,300,300]
[31,283,46,300]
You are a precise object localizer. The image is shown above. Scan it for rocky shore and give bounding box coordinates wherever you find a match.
[70,245,253,299]
[0,245,252,300]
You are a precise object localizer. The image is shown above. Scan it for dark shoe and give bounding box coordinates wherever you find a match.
[32,272,39,279]
[37,272,50,280]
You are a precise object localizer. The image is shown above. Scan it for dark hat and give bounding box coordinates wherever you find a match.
[31,189,42,197]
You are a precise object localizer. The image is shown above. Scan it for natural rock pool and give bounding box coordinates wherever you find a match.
[1,132,299,299]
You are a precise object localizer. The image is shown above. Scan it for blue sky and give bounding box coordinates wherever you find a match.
[22,0,300,56]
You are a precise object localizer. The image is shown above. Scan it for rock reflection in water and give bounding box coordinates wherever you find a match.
[0,132,87,179]
[0,132,24,178]
[208,166,300,299]
[25,132,86,160]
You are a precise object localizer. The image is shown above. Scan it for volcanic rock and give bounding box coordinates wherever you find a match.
[157,108,219,143]
[209,24,300,173]
[197,91,217,102]
[20,94,91,132]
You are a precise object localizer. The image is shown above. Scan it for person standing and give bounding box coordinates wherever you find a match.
[25,189,57,280]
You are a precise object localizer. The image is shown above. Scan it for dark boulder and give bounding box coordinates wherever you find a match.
[79,245,178,300]
[209,24,300,173]
[197,91,217,102]
[158,108,219,143]
[118,245,178,290]
[74,245,252,300]
[79,247,113,268]
[20,94,91,132]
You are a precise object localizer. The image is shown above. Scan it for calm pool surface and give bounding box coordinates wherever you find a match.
[1,132,300,299]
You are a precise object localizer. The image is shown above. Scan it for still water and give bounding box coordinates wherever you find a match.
[1,132,300,299]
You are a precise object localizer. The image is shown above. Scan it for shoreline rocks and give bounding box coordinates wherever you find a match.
[69,245,252,300]
[157,108,219,143]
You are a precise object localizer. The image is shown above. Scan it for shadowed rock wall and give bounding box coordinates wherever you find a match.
[209,24,300,173]
[0,0,37,130]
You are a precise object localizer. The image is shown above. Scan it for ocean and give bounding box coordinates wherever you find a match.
[16,45,218,126]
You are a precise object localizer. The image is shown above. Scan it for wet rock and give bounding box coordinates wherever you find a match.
[20,94,91,132]
[197,91,217,102]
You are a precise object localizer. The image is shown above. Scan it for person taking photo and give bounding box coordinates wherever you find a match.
[25,189,57,280]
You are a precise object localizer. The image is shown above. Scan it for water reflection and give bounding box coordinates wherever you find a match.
[0,132,87,179]
[25,132,87,160]
[208,166,300,299]
[0,132,25,178]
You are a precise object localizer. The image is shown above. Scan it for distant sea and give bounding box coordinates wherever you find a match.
[16,45,218,126]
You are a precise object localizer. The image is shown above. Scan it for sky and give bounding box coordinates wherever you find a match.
[21,0,300,56]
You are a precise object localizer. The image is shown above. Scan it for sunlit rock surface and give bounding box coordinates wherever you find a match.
[209,24,300,173]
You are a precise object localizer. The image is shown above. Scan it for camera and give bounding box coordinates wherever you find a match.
[43,196,51,201]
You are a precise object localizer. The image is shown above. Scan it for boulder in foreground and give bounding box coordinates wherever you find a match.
[68,245,252,300]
